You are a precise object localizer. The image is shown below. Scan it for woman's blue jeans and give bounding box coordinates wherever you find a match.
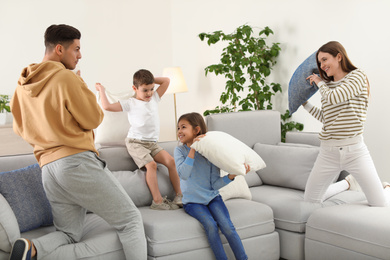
[183,195,247,260]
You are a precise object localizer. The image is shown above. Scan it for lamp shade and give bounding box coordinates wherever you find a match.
[163,67,188,94]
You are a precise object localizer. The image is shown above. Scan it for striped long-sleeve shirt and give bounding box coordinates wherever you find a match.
[304,68,368,142]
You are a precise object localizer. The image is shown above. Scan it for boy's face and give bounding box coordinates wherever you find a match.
[133,83,155,102]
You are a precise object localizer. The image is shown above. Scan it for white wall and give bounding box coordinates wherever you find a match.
[1,0,389,181]
[0,0,175,142]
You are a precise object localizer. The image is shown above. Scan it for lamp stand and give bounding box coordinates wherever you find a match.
[174,93,178,139]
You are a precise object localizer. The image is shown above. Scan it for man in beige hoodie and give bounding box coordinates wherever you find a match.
[9,24,146,260]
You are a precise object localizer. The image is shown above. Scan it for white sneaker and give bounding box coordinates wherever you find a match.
[150,200,171,210]
[345,175,362,192]
[163,197,180,210]
[150,196,180,210]
[173,194,183,207]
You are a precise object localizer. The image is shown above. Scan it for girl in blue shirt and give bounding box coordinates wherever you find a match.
[174,112,248,260]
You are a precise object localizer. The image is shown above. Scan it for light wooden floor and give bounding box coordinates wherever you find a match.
[0,124,33,156]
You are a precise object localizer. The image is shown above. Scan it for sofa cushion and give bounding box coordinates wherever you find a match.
[98,146,138,172]
[21,214,125,260]
[254,143,319,191]
[95,90,133,147]
[0,164,53,233]
[288,51,319,115]
[112,164,175,207]
[205,110,281,148]
[305,203,390,260]
[244,170,263,187]
[0,194,20,253]
[138,199,275,258]
[250,185,366,233]
[219,171,252,201]
[191,131,266,176]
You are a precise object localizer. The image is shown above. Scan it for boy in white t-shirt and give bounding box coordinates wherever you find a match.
[96,69,182,210]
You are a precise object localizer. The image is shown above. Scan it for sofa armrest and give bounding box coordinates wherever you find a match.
[285,132,320,147]
[0,194,20,253]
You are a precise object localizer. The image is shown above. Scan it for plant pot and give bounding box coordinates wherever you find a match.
[0,113,13,125]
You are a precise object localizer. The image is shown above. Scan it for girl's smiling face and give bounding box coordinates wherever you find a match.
[177,119,199,146]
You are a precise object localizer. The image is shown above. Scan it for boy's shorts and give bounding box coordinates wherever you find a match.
[125,138,164,169]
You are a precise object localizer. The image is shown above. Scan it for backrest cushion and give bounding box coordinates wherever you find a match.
[95,90,133,147]
[112,164,175,207]
[254,143,319,190]
[206,110,281,148]
[0,164,53,232]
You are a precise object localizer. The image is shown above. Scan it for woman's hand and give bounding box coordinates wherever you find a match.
[306,73,321,86]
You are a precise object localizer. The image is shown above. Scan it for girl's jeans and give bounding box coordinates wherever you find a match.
[304,140,388,207]
[183,195,248,260]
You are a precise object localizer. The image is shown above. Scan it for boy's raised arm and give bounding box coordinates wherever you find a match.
[155,77,170,98]
[95,83,123,112]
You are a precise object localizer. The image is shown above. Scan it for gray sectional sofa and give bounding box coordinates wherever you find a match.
[0,110,389,260]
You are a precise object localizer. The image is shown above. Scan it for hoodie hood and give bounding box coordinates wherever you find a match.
[17,61,65,97]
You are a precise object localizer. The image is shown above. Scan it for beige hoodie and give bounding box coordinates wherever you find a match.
[11,61,104,166]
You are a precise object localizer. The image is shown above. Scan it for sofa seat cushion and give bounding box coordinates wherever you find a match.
[139,199,275,258]
[20,214,125,260]
[305,203,390,260]
[250,185,366,233]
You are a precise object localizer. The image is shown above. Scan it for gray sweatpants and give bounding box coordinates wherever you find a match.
[32,151,147,260]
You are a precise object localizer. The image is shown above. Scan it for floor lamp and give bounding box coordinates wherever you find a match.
[162,67,188,138]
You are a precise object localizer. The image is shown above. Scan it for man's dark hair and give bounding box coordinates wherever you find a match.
[133,69,154,87]
[44,24,81,50]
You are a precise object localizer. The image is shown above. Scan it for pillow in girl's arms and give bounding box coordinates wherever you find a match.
[191,131,266,176]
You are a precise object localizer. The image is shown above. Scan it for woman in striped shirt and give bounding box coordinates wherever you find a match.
[302,41,389,206]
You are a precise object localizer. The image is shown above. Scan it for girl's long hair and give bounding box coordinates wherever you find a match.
[316,41,369,95]
[178,112,207,136]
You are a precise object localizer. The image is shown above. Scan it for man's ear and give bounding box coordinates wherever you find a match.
[55,44,63,56]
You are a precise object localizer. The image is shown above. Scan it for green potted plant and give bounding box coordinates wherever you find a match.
[199,24,303,141]
[0,94,12,125]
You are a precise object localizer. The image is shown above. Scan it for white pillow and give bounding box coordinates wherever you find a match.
[95,90,133,146]
[191,131,266,176]
[219,170,252,201]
